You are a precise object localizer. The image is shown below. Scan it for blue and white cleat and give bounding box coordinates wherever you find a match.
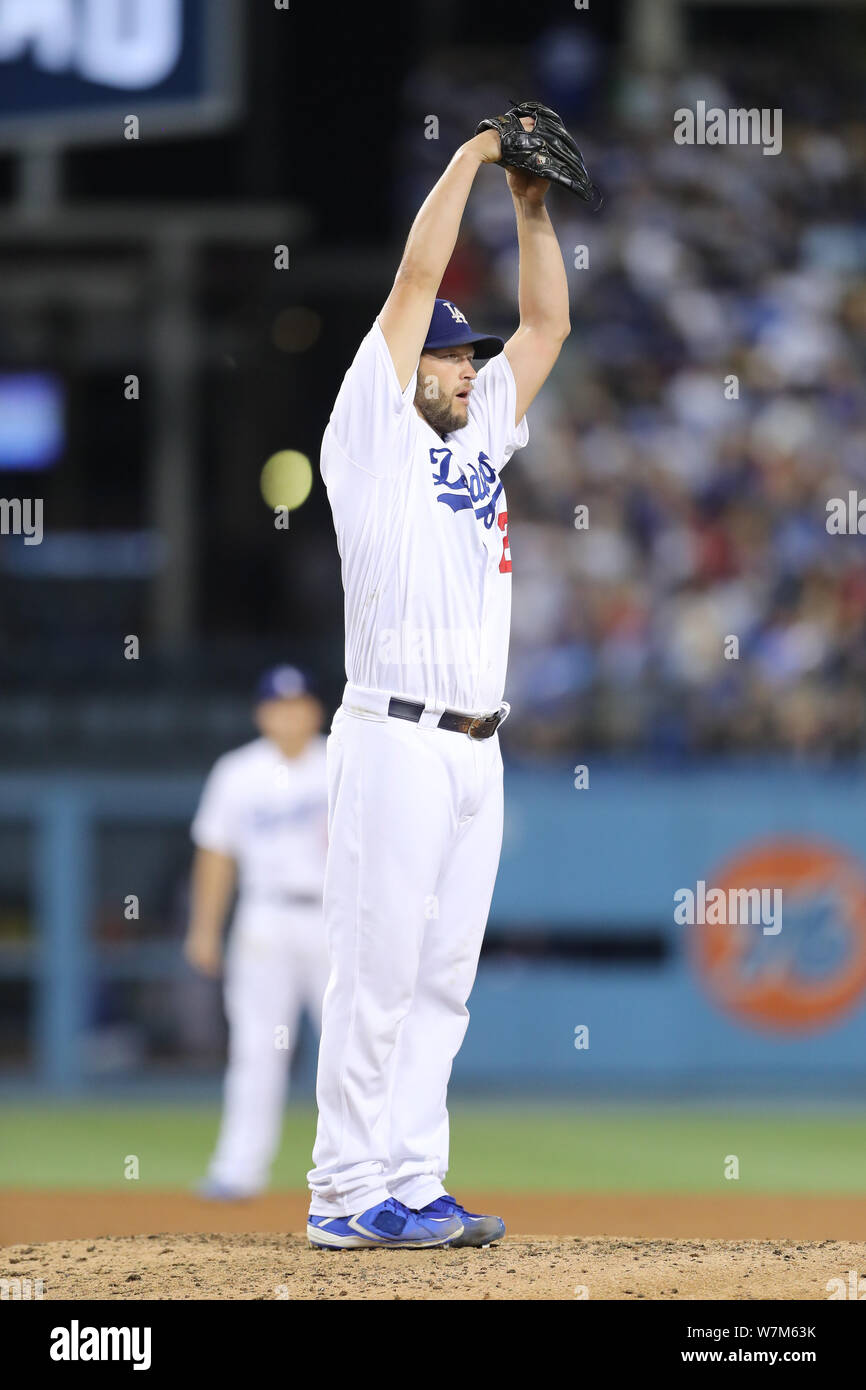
[417,1195,505,1248]
[307,1197,463,1249]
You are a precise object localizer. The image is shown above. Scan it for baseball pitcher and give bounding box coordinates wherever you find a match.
[185,665,329,1199]
[307,103,600,1248]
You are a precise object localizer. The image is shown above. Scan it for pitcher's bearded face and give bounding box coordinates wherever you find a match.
[414,345,477,438]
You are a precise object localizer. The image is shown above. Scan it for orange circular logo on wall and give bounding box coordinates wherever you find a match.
[689,839,866,1033]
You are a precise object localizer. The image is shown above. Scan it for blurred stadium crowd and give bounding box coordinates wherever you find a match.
[400,31,866,761]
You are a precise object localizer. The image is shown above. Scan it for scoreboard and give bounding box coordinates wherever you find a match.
[0,0,240,146]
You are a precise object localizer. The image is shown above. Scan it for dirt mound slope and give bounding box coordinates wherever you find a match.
[4,1232,863,1300]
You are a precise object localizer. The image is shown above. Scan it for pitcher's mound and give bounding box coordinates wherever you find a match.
[3,1233,862,1300]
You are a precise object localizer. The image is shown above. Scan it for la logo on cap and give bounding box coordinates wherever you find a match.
[444,302,468,324]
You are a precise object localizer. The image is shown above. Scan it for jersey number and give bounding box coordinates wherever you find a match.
[498,510,512,573]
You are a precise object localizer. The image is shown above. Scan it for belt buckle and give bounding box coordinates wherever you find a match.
[468,712,498,739]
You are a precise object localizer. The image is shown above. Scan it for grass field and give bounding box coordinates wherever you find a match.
[2,1102,865,1194]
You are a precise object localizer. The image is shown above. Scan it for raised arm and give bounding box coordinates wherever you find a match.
[378,130,501,391]
[503,171,571,425]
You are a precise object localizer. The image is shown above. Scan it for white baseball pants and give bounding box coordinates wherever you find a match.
[307,688,504,1216]
[207,901,329,1194]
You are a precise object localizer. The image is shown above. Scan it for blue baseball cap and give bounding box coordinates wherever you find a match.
[422,299,504,359]
[254,664,316,703]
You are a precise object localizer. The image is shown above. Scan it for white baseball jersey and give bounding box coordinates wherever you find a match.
[191,736,329,900]
[320,317,529,713]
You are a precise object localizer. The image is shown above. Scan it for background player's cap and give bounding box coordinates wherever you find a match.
[254,664,316,703]
[422,299,504,359]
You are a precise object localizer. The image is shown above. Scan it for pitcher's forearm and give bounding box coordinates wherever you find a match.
[513,197,570,339]
[397,142,486,290]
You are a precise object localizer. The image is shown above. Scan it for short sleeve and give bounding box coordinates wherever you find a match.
[191,759,239,856]
[324,318,417,478]
[465,350,529,469]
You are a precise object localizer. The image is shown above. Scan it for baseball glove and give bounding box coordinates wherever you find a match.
[475,99,603,210]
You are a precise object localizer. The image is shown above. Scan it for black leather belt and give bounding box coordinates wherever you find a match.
[388,697,504,739]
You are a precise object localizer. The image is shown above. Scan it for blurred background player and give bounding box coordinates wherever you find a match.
[184,666,329,1199]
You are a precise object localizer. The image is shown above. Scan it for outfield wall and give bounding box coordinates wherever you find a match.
[471,762,866,1095]
[2,764,865,1095]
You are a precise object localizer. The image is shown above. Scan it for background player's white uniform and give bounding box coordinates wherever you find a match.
[308,318,528,1216]
[192,735,329,1195]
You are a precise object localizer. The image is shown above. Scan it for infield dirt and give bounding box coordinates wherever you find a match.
[3,1231,865,1300]
[2,1191,865,1299]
